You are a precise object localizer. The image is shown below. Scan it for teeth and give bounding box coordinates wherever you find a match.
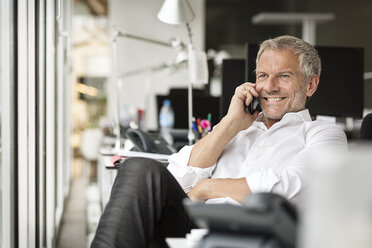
[266,97,284,101]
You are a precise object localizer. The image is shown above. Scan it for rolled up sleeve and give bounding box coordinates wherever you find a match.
[246,168,302,198]
[245,168,304,204]
[245,168,280,193]
[167,145,216,193]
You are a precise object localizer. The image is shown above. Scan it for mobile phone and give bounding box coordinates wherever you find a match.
[246,97,260,114]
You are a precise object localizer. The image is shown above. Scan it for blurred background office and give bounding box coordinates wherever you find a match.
[1,0,372,248]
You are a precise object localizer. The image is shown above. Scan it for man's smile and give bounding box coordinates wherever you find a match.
[263,97,287,102]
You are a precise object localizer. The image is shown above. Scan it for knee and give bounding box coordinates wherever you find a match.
[118,157,167,176]
[115,157,171,192]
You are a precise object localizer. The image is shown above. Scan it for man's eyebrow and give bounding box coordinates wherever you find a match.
[278,71,295,75]
[255,71,266,75]
[255,70,295,75]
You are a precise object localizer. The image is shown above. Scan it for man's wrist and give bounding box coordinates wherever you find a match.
[219,117,243,138]
[195,179,210,200]
[199,178,219,200]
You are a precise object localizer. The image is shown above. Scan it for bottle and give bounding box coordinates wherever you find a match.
[159,99,174,145]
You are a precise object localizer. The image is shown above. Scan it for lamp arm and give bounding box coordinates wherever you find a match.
[112,26,186,49]
[118,32,172,47]
[186,22,193,47]
[120,60,186,78]
[111,39,122,150]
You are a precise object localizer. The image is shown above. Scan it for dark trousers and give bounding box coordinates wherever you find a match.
[91,157,195,248]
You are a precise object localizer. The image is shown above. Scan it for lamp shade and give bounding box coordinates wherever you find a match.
[157,0,195,25]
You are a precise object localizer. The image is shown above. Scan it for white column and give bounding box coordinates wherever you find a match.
[17,0,37,246]
[303,19,317,44]
[46,0,56,246]
[1,0,16,247]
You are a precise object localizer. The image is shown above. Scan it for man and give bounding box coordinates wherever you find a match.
[91,35,347,248]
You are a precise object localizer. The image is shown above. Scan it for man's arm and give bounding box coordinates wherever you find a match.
[187,117,241,168]
[188,83,259,168]
[187,178,251,203]
[187,122,348,203]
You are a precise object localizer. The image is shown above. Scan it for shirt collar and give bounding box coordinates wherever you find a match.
[253,109,312,129]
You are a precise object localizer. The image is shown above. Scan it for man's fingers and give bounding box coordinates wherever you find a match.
[242,82,256,87]
[235,83,258,105]
[242,84,258,97]
[250,88,259,97]
[245,95,252,107]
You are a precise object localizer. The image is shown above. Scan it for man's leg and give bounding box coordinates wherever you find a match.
[91,157,194,248]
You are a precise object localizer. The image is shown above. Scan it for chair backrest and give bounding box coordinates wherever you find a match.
[359,113,372,140]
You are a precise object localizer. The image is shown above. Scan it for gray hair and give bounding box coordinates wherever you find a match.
[256,35,321,83]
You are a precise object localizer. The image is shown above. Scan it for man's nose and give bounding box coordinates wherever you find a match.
[264,76,280,92]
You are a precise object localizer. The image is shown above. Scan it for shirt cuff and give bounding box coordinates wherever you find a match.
[167,145,216,193]
[245,169,280,193]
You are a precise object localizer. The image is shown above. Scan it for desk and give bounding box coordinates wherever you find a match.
[97,153,117,209]
[97,148,170,209]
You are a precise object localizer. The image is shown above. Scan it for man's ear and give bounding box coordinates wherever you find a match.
[306,75,319,97]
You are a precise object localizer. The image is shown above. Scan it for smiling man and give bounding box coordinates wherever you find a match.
[91,35,347,248]
[171,35,347,206]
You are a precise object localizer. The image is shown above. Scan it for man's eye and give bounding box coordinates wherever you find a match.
[280,74,289,78]
[257,74,266,79]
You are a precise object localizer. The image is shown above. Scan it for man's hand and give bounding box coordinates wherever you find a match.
[187,178,251,203]
[225,82,259,131]
[187,180,207,202]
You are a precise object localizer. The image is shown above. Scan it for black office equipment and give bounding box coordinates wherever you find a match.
[220,59,246,118]
[244,43,364,119]
[308,46,364,118]
[156,89,220,129]
[184,193,298,248]
[359,113,372,140]
[125,128,176,155]
[245,43,259,83]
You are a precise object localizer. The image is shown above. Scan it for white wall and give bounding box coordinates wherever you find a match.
[109,0,205,130]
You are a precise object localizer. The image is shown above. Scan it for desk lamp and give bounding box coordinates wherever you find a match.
[158,0,208,145]
[111,27,187,151]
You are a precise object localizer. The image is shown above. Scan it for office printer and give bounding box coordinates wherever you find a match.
[184,193,298,248]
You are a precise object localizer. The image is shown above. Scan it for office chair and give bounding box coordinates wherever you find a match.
[185,193,298,248]
[359,113,372,140]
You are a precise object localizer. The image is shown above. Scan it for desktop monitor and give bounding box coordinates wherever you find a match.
[156,89,220,129]
[307,46,364,118]
[244,43,364,118]
[220,59,246,118]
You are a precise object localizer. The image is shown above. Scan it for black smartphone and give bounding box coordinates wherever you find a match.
[246,97,260,114]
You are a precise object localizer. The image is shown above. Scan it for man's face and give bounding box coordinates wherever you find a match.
[255,49,309,121]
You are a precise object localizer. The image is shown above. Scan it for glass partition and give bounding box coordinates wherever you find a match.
[1,1,15,247]
[0,1,3,245]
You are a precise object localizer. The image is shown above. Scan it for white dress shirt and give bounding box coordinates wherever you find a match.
[167,109,348,205]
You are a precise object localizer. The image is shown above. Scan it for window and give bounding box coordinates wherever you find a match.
[1,1,15,247]
[0,1,71,246]
[0,3,3,242]
[1,2,4,246]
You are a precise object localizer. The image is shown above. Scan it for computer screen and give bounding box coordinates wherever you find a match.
[245,44,364,118]
[157,89,220,129]
[308,46,364,118]
[220,59,246,118]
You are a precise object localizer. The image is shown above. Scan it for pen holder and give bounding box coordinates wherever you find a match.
[192,118,211,142]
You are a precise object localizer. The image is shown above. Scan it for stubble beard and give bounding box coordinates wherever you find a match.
[261,88,307,122]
